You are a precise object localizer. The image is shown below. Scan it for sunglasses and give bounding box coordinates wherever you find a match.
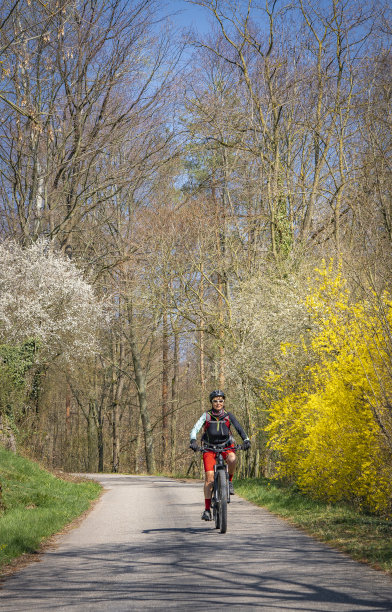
[212,399,224,403]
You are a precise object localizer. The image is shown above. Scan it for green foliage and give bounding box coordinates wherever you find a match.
[0,339,38,389]
[0,447,101,569]
[236,478,392,574]
[264,261,392,513]
[0,339,38,431]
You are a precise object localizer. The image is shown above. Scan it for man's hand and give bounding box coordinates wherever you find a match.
[242,439,251,451]
[189,439,198,452]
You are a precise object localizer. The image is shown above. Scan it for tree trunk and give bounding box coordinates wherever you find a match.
[112,337,125,473]
[97,420,104,473]
[112,405,120,473]
[242,378,252,477]
[134,425,142,474]
[199,267,207,412]
[128,303,155,474]
[170,331,179,473]
[210,166,227,389]
[199,319,206,413]
[87,401,97,472]
[65,384,71,436]
[161,306,169,471]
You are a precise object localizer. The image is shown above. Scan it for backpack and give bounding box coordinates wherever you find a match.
[202,410,232,444]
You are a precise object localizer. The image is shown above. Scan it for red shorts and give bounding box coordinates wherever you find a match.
[203,446,236,472]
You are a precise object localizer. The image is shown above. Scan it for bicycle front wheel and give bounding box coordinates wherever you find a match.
[217,469,228,534]
[213,502,220,530]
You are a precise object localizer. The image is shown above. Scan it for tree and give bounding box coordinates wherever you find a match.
[0,239,106,458]
[0,0,174,253]
[0,240,106,364]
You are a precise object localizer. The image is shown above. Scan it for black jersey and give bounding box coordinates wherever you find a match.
[200,410,248,445]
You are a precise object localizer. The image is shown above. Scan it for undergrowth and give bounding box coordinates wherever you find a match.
[0,447,101,570]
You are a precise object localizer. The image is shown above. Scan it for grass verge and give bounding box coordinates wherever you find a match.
[236,477,392,575]
[0,447,101,572]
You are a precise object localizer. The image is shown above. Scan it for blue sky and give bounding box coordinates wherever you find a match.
[163,0,213,34]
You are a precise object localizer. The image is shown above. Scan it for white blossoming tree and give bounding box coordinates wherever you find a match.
[227,273,310,388]
[0,240,107,453]
[222,268,312,476]
[0,240,106,365]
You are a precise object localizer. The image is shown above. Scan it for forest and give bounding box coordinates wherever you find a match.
[0,0,391,514]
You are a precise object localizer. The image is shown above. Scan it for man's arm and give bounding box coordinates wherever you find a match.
[228,412,250,442]
[190,412,207,442]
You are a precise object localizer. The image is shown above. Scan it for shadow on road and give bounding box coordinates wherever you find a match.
[2,524,392,610]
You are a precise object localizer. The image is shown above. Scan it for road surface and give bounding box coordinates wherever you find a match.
[1,474,392,611]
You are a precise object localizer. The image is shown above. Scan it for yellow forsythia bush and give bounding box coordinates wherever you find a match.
[265,261,392,513]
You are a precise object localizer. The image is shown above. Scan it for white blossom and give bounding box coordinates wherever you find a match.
[0,240,107,364]
[226,271,310,386]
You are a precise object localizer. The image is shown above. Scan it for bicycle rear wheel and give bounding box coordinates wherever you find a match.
[217,469,227,533]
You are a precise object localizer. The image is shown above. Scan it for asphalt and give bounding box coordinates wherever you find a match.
[1,474,392,611]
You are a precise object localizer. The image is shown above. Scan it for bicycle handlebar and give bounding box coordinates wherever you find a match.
[195,443,245,452]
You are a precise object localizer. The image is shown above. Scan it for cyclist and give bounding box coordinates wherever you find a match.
[189,390,251,521]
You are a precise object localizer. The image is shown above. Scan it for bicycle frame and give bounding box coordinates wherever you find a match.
[198,442,243,533]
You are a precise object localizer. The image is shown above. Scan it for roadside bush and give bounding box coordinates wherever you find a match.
[265,260,392,513]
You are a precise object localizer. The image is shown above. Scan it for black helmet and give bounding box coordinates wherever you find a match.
[209,390,225,402]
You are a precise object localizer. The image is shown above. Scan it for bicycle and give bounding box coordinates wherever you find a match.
[198,442,244,534]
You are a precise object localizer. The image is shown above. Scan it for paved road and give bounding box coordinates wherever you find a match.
[1,475,392,611]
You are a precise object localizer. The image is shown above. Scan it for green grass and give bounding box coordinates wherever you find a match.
[236,477,392,574]
[0,447,101,570]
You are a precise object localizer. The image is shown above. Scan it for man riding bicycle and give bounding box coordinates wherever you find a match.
[189,390,251,521]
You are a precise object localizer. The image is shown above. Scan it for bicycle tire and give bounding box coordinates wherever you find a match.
[213,475,220,529]
[217,469,227,533]
[214,504,220,529]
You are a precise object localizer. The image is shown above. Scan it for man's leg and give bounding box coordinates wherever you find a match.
[225,452,236,494]
[225,452,236,476]
[204,470,214,502]
[201,452,215,520]
[202,470,214,520]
